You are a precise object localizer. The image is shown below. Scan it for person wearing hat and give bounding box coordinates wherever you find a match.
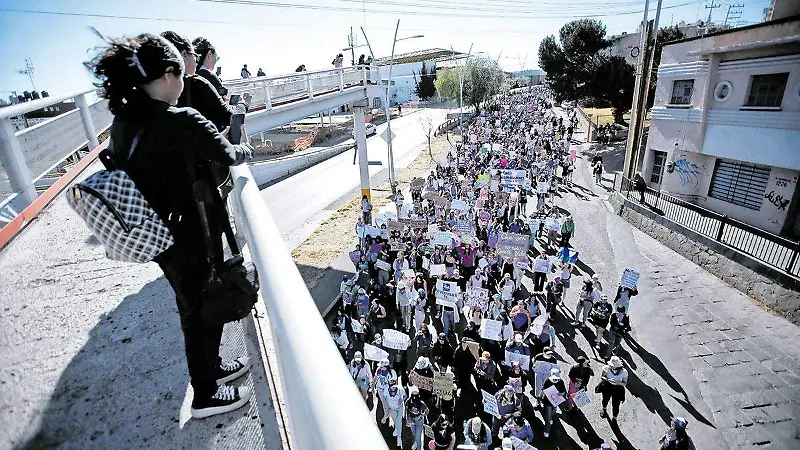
[396,281,414,331]
[372,358,398,424]
[432,332,454,370]
[659,417,695,450]
[474,351,499,394]
[559,215,575,248]
[405,385,429,450]
[413,288,427,331]
[355,287,370,319]
[492,385,523,437]
[487,293,505,321]
[463,416,492,450]
[500,360,528,399]
[573,278,598,328]
[348,351,372,401]
[330,325,349,360]
[509,299,532,333]
[499,273,516,304]
[614,282,638,314]
[599,356,628,422]
[383,378,407,446]
[539,367,567,438]
[590,294,613,349]
[410,356,435,403]
[591,273,604,294]
[504,333,531,367]
[567,356,594,408]
[544,276,564,315]
[501,412,534,443]
[532,346,558,399]
[413,322,434,358]
[606,304,631,360]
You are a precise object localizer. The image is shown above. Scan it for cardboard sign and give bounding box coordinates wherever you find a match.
[363,343,389,362]
[466,341,481,360]
[571,389,591,408]
[466,287,489,311]
[543,385,566,407]
[351,320,364,333]
[496,232,529,259]
[429,264,447,277]
[375,259,391,272]
[621,268,640,289]
[508,376,523,394]
[410,219,428,230]
[504,352,531,371]
[435,280,460,305]
[363,225,382,238]
[349,250,362,267]
[411,177,425,190]
[455,219,473,233]
[409,371,433,391]
[482,389,500,418]
[382,329,411,350]
[433,372,454,396]
[530,313,549,336]
[480,319,503,341]
[510,436,536,450]
[499,169,527,186]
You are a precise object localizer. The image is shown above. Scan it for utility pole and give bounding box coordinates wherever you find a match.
[705,2,721,26]
[17,58,36,91]
[623,0,651,180]
[348,28,356,66]
[724,4,745,26]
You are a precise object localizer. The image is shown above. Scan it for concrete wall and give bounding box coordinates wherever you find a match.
[611,192,800,324]
[250,142,353,187]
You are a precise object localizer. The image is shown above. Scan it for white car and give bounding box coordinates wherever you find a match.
[352,123,377,138]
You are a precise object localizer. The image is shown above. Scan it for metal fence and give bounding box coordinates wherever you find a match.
[619,177,800,279]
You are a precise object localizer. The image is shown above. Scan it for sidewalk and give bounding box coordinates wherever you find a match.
[0,163,283,449]
[554,125,800,449]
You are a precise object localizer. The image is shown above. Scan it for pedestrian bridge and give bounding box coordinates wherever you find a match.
[0,66,387,449]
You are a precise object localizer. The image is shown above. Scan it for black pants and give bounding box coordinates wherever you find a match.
[560,232,572,247]
[533,272,546,291]
[157,243,223,401]
[602,385,625,417]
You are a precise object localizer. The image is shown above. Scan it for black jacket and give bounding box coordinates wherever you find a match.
[108,95,247,253]
[609,313,632,335]
[196,67,228,97]
[178,74,234,133]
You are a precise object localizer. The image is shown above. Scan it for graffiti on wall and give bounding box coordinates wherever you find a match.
[764,190,790,211]
[674,158,709,187]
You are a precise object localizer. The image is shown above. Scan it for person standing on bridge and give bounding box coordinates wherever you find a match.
[192,37,227,97]
[240,64,251,79]
[86,32,253,419]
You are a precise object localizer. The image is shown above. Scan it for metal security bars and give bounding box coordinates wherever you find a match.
[620,177,800,279]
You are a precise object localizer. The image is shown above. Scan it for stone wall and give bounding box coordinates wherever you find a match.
[611,193,800,325]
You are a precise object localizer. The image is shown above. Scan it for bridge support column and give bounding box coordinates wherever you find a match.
[353,101,371,202]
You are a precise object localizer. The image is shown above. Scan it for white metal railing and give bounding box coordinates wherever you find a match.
[229,163,387,450]
[224,66,375,111]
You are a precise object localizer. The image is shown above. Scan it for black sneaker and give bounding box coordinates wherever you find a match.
[191,385,251,419]
[216,356,252,385]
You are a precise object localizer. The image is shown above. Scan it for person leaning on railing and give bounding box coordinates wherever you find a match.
[192,36,228,98]
[85,32,254,419]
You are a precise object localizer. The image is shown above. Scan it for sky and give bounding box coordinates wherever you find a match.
[0,0,772,98]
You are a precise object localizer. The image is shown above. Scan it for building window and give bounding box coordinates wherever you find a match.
[708,159,771,211]
[669,79,694,105]
[650,150,667,184]
[744,73,788,108]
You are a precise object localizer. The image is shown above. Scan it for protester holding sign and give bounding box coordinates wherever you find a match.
[540,368,568,438]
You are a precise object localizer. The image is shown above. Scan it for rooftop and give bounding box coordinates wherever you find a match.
[375,48,467,66]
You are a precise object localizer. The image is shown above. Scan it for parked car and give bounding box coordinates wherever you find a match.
[352,122,377,138]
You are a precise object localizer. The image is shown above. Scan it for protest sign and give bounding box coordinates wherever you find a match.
[533,361,555,396]
[504,352,531,371]
[348,250,361,267]
[527,218,541,232]
[363,225,382,238]
[621,268,640,289]
[411,177,425,190]
[350,320,363,334]
[466,287,489,311]
[382,329,411,350]
[431,231,455,247]
[480,319,503,341]
[435,280,460,307]
[389,241,405,252]
[409,371,433,391]
[514,256,530,272]
[466,341,481,360]
[496,232,529,259]
[455,219,473,233]
[429,264,447,277]
[410,219,428,230]
[533,258,551,273]
[490,180,500,192]
[387,220,404,231]
[508,376,523,394]
[482,390,500,418]
[424,425,434,439]
[450,199,469,211]
[433,372,454,396]
[510,436,536,450]
[478,209,491,222]
[499,169,527,186]
[530,313,549,336]
[375,259,391,272]
[363,343,389,362]
[571,389,591,408]
[545,217,562,231]
[543,385,566,407]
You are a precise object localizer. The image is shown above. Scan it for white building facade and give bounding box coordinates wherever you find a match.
[641,17,800,238]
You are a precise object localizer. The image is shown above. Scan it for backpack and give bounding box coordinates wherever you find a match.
[67,129,174,263]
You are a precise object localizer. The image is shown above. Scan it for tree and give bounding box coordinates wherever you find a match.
[417,109,435,159]
[435,57,506,111]
[414,62,437,100]
[434,67,460,102]
[539,19,635,124]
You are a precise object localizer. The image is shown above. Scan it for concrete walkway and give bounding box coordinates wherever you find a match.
[0,164,283,450]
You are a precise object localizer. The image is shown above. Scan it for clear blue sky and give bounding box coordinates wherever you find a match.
[0,0,771,98]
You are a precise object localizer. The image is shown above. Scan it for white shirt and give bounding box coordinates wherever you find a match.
[385,386,406,410]
[603,366,628,385]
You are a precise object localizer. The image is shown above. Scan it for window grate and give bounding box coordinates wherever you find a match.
[709,160,770,210]
[670,79,694,105]
[744,73,788,107]
[650,150,667,184]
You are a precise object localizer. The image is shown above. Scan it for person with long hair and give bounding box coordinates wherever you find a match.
[85,32,253,419]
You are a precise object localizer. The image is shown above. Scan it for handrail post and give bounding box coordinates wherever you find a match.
[263,80,272,111]
[75,93,100,150]
[0,117,38,205]
[306,75,314,99]
[363,67,369,85]
[715,215,726,242]
[787,245,799,275]
[339,69,344,91]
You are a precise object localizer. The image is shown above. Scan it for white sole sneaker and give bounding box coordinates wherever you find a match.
[191,386,252,419]
[216,356,252,385]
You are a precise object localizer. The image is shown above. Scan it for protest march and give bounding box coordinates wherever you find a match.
[333,86,657,450]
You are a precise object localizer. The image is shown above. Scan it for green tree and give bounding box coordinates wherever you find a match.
[434,67,460,102]
[414,62,437,100]
[435,57,507,111]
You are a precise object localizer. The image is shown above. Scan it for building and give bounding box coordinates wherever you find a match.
[375,48,467,105]
[512,69,545,86]
[640,15,800,239]
[764,0,800,22]
[608,21,707,65]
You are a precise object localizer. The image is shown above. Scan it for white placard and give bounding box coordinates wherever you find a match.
[375,259,391,272]
[543,385,566,407]
[435,280,460,306]
[533,258,551,273]
[382,329,411,350]
[429,264,447,277]
[481,389,500,418]
[620,268,640,289]
[480,319,503,341]
[571,389,591,408]
[504,352,531,371]
[510,436,536,450]
[450,199,469,211]
[363,343,389,362]
[431,231,455,247]
[466,287,489,311]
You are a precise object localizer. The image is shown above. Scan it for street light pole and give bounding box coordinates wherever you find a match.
[452,43,473,137]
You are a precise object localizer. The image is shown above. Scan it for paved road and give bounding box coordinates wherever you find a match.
[261,108,449,250]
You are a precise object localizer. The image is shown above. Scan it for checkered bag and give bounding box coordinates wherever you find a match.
[66,130,174,263]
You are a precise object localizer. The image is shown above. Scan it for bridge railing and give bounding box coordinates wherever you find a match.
[224,66,375,111]
[229,163,387,450]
